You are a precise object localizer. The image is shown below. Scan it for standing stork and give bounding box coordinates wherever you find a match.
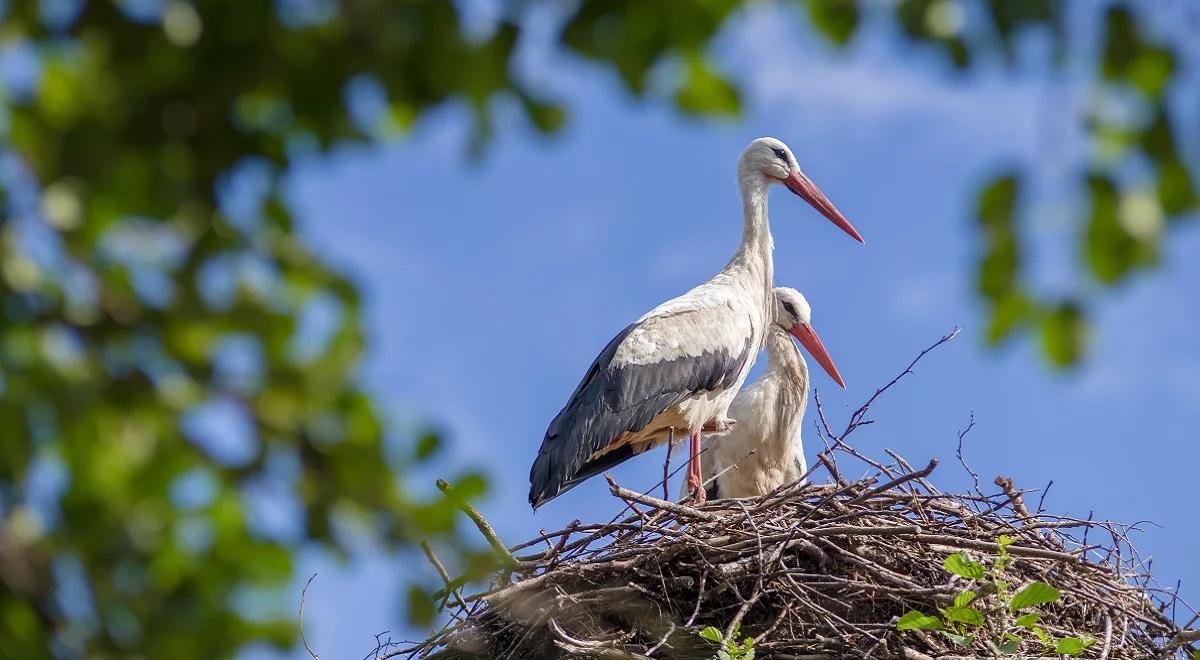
[529,138,863,509]
[698,287,843,500]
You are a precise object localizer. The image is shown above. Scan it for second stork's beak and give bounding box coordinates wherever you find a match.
[783,169,864,244]
[791,322,846,389]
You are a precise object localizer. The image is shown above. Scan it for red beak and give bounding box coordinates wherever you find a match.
[791,322,846,389]
[783,169,864,244]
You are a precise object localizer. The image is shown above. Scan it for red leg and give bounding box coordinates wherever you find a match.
[687,431,706,503]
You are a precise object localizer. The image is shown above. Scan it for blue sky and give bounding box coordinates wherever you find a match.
[257,4,1199,657]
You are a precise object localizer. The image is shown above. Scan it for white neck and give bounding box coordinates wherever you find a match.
[764,328,809,438]
[721,171,774,301]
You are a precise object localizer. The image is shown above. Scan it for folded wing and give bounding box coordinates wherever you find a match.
[529,302,753,508]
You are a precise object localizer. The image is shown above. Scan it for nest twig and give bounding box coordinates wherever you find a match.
[379,329,1196,660]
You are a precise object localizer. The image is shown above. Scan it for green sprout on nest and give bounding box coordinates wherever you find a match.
[896,535,1095,657]
[699,622,755,660]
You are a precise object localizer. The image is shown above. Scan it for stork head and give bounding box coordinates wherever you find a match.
[772,287,846,389]
[739,137,864,244]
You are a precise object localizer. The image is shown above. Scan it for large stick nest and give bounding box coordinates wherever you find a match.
[384,331,1197,660]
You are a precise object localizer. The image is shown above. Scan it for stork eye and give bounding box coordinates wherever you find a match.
[772,148,788,162]
[782,301,797,316]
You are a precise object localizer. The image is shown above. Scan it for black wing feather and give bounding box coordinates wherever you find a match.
[529,321,751,508]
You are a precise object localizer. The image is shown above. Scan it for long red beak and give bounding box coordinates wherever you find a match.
[783,169,864,244]
[791,322,846,389]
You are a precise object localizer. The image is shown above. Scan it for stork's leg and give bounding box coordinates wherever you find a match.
[662,427,674,501]
[687,431,706,504]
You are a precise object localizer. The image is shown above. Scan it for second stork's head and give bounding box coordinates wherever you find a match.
[739,137,864,244]
[772,287,847,389]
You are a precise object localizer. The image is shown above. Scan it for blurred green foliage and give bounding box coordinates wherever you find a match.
[0,0,1195,657]
[0,1,502,657]
[817,2,1195,369]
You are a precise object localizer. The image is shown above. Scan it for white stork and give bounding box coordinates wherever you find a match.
[696,287,844,500]
[528,137,863,509]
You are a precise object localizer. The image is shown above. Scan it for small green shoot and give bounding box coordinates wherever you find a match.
[895,537,1086,656]
[1014,612,1039,628]
[941,631,973,647]
[897,611,943,631]
[1055,636,1096,657]
[698,623,755,660]
[942,605,984,626]
[944,553,986,579]
[1010,582,1060,611]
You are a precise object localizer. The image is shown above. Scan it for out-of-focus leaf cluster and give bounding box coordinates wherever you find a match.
[804,1,1197,367]
[783,2,1196,368]
[0,1,510,657]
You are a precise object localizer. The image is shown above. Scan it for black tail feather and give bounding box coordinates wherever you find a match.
[529,443,648,509]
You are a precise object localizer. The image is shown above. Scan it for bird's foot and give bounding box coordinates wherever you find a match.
[686,467,707,504]
[701,417,737,433]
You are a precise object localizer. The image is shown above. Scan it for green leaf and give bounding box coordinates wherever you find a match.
[1039,301,1087,369]
[1085,175,1153,285]
[940,631,973,647]
[975,175,1021,304]
[717,649,733,660]
[997,534,1015,549]
[1011,582,1061,610]
[976,175,1019,232]
[1130,48,1174,98]
[1100,6,1174,98]
[1014,612,1039,629]
[1101,7,1138,80]
[1033,626,1054,646]
[674,54,740,116]
[953,590,977,608]
[515,93,567,134]
[941,605,984,627]
[986,291,1036,345]
[1159,156,1198,216]
[1055,636,1095,656]
[897,610,943,631]
[805,0,860,45]
[944,553,986,579]
[699,626,724,643]
[1190,650,1199,660]
[415,431,442,460]
[406,585,437,627]
[998,639,1022,654]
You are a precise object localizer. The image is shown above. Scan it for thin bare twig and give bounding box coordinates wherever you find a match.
[421,540,466,611]
[299,573,319,660]
[955,412,982,497]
